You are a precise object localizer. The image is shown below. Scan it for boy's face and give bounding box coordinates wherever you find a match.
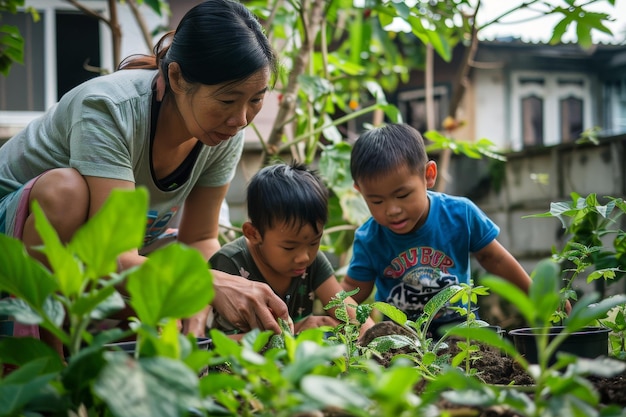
[248,220,323,280]
[355,161,437,234]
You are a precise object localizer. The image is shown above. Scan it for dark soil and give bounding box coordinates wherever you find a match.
[359,321,626,416]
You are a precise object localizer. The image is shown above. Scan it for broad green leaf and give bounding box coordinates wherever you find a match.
[0,360,57,416]
[339,189,370,225]
[199,372,245,395]
[69,188,148,279]
[0,337,64,372]
[368,334,414,352]
[31,202,82,297]
[283,341,346,383]
[528,259,561,321]
[301,374,372,410]
[127,244,214,326]
[0,234,58,309]
[370,301,407,325]
[0,297,43,325]
[423,285,463,318]
[565,293,626,331]
[94,353,201,417]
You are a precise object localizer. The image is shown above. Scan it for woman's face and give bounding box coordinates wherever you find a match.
[176,67,270,146]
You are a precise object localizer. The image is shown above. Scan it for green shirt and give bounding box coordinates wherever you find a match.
[209,236,335,322]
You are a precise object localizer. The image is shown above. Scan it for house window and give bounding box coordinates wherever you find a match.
[510,72,591,150]
[560,96,583,142]
[522,95,544,147]
[0,1,109,126]
[397,85,449,134]
[0,12,46,111]
[602,79,626,135]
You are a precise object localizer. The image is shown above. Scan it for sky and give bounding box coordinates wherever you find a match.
[475,0,626,44]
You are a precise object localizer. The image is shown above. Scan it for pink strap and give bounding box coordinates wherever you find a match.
[11,176,42,338]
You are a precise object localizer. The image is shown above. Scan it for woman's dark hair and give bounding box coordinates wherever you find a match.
[119,0,278,87]
[350,123,429,185]
[247,162,329,236]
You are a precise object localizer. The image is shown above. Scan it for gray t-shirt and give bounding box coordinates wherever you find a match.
[0,69,244,246]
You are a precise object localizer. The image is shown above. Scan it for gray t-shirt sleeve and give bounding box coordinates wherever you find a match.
[68,96,139,182]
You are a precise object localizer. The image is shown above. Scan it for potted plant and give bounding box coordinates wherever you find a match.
[504,193,626,364]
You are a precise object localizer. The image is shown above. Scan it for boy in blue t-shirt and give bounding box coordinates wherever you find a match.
[341,123,536,335]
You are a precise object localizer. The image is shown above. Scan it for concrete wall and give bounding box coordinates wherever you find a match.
[444,134,626,297]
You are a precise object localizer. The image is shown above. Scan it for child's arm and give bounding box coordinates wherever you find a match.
[317,277,376,334]
[474,240,532,292]
[340,275,375,304]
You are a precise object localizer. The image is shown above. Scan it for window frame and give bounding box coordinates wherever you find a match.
[397,85,450,134]
[0,0,111,127]
[510,70,592,150]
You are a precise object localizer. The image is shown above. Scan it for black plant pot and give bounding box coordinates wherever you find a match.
[508,326,611,364]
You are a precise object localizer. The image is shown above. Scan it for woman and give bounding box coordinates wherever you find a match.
[0,0,289,338]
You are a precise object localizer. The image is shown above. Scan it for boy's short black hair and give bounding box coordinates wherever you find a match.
[350,123,429,184]
[247,161,328,236]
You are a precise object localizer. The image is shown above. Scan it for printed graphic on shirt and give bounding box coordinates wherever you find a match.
[383,246,459,317]
[383,247,454,279]
[386,267,459,311]
[145,207,179,246]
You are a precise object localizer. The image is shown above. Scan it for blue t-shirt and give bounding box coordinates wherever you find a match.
[347,191,499,318]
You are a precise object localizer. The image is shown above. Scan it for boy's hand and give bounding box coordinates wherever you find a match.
[294,315,340,334]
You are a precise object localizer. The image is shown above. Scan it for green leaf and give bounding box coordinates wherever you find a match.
[370,301,407,325]
[283,341,346,383]
[0,337,64,372]
[300,374,372,410]
[565,293,626,331]
[423,285,463,318]
[528,259,561,320]
[0,360,57,416]
[69,188,148,279]
[127,244,214,326]
[0,297,43,325]
[94,353,201,417]
[31,202,83,297]
[0,234,58,309]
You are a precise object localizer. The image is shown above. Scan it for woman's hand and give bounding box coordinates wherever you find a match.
[211,270,293,335]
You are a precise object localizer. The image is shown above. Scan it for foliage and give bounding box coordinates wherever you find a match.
[0,0,38,76]
[1,188,626,416]
[364,285,466,379]
[601,304,626,360]
[524,193,626,323]
[0,188,216,416]
[472,260,626,417]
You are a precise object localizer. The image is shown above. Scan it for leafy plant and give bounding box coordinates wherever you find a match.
[525,193,626,324]
[601,304,626,360]
[362,285,466,379]
[468,259,626,417]
[447,281,492,375]
[0,188,217,417]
